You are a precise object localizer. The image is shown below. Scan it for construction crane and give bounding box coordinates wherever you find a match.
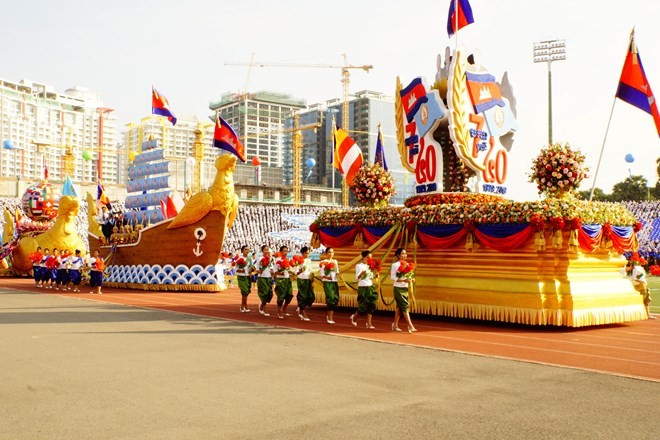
[242,113,321,207]
[225,54,373,206]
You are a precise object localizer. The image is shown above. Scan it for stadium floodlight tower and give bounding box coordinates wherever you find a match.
[533,39,566,145]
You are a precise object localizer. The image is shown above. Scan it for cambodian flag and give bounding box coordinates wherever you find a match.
[152,86,177,126]
[447,0,474,38]
[213,115,246,162]
[374,126,388,171]
[400,77,428,123]
[465,71,506,114]
[616,30,660,137]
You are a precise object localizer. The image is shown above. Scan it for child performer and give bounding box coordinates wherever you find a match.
[273,246,294,319]
[67,249,85,292]
[320,247,340,324]
[30,246,44,288]
[89,250,104,294]
[55,250,70,290]
[37,248,50,288]
[350,250,377,329]
[45,248,60,289]
[234,245,255,313]
[295,246,315,321]
[256,245,274,316]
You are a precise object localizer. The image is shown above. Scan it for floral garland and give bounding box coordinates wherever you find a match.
[405,192,502,208]
[348,163,395,207]
[529,143,589,197]
[312,199,637,228]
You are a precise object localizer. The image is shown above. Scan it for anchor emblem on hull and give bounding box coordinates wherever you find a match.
[193,227,206,257]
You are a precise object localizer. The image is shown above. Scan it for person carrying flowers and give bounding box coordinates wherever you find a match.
[273,246,294,319]
[350,250,379,329]
[256,245,275,317]
[390,248,417,333]
[29,246,44,288]
[233,245,255,313]
[630,252,654,319]
[293,247,315,321]
[320,247,340,324]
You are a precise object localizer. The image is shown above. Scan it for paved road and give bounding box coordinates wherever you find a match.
[1,289,658,440]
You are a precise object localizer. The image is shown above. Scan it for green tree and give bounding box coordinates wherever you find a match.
[577,188,610,201]
[610,175,648,201]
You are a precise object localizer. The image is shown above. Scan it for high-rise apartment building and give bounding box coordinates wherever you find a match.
[291,91,414,205]
[209,91,307,170]
[0,78,120,184]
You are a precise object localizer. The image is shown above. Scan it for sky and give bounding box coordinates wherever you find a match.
[2,0,659,201]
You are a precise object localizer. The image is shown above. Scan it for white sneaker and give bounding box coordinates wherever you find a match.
[327,319,335,325]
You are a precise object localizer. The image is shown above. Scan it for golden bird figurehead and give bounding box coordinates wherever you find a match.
[216,154,237,172]
[58,195,80,220]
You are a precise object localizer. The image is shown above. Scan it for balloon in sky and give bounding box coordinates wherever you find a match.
[305,158,316,168]
[624,153,635,163]
[251,156,261,166]
[82,150,92,161]
[3,140,14,150]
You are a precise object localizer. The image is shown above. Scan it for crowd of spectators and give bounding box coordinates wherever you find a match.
[621,201,660,265]
[1,197,326,257]
[223,204,326,255]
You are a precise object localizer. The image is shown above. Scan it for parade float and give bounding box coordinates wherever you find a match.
[88,137,237,292]
[309,47,648,327]
[1,178,86,276]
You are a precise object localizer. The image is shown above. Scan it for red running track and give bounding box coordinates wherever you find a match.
[5,278,659,382]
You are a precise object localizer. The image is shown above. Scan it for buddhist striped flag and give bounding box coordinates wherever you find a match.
[333,127,363,185]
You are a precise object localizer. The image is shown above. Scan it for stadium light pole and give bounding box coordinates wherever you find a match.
[533,39,566,145]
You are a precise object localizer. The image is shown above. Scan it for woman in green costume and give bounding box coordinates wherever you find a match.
[390,248,417,333]
[295,246,315,321]
[235,245,255,313]
[256,245,274,317]
[320,247,340,324]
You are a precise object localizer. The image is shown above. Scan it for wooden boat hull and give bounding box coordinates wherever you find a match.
[89,210,229,292]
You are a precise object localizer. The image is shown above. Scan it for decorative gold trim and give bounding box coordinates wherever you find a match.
[395,77,416,173]
[450,51,485,172]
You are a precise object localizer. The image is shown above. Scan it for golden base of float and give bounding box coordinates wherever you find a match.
[325,232,647,328]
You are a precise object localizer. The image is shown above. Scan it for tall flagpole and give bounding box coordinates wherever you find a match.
[589,99,618,201]
[331,115,337,206]
[454,0,459,50]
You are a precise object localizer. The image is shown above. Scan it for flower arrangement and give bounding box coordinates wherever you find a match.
[320,261,336,276]
[260,256,271,268]
[232,257,247,269]
[529,143,589,198]
[311,199,637,229]
[290,255,305,271]
[396,261,416,280]
[348,163,395,208]
[650,265,660,276]
[405,192,502,208]
[366,257,381,274]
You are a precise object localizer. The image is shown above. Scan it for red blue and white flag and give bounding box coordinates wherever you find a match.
[447,0,474,38]
[213,115,246,162]
[399,77,428,123]
[374,126,388,171]
[465,71,506,114]
[152,86,177,125]
[616,30,660,137]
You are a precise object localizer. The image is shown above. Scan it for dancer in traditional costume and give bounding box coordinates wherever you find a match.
[67,249,84,292]
[320,247,340,324]
[30,246,44,287]
[390,248,417,333]
[37,248,50,288]
[350,250,378,329]
[234,245,254,313]
[273,246,294,319]
[294,246,315,321]
[88,250,104,294]
[256,245,274,316]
